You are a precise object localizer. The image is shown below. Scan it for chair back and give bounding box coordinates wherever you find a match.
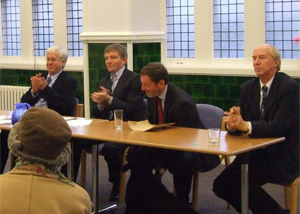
[71,98,79,116]
[75,103,84,117]
[196,104,224,129]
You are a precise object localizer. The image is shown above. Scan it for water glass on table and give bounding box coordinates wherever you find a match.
[114,109,123,130]
[208,128,220,145]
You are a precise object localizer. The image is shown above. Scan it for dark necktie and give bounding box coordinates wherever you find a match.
[157,97,164,124]
[107,79,113,94]
[46,77,52,87]
[260,85,268,119]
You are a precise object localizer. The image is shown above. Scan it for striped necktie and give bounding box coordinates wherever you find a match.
[46,76,52,85]
[260,85,268,119]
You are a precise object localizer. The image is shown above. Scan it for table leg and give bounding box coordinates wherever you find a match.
[91,143,117,214]
[92,144,99,213]
[241,153,250,214]
[241,163,249,214]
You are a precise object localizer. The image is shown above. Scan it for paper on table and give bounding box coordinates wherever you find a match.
[0,115,11,124]
[0,120,11,125]
[128,120,175,131]
[0,115,11,120]
[66,118,92,127]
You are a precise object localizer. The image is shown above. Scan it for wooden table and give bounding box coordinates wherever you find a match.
[71,120,284,214]
[0,111,285,214]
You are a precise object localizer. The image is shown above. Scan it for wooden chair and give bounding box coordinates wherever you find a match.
[283,176,300,214]
[119,147,130,202]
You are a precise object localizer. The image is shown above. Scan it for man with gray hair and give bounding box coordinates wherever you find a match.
[0,107,91,214]
[213,44,299,214]
[21,45,78,116]
[1,46,78,174]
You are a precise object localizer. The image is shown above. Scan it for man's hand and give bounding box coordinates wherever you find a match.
[30,73,47,94]
[90,91,111,104]
[224,106,249,132]
[99,86,111,94]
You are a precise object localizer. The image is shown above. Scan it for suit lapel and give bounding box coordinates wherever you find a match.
[102,75,112,93]
[163,84,173,123]
[263,73,281,118]
[111,69,128,96]
[249,81,261,120]
[51,72,63,90]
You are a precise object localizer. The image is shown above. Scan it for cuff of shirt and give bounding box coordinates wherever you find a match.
[31,90,38,97]
[97,103,103,111]
[247,121,252,134]
[108,97,113,105]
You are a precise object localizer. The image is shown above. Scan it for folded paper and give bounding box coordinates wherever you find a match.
[128,120,175,131]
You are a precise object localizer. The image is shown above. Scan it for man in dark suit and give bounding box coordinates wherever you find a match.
[82,43,145,201]
[0,46,78,173]
[137,62,220,203]
[21,46,78,116]
[213,44,299,214]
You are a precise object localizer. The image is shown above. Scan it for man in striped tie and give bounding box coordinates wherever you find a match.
[213,44,299,214]
[1,46,78,174]
[21,46,78,116]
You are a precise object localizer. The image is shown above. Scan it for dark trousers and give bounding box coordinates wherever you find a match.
[101,142,128,188]
[62,139,127,188]
[128,147,195,203]
[213,150,284,214]
[61,138,93,180]
[0,130,9,173]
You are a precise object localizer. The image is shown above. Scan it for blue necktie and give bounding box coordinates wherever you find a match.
[260,85,268,119]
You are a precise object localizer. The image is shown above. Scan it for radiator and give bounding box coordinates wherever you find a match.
[0,85,30,111]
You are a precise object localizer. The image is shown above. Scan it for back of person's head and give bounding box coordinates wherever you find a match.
[140,62,169,84]
[8,107,72,167]
[268,44,281,72]
[46,46,68,63]
[104,43,128,59]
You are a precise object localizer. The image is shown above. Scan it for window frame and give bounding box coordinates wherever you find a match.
[161,0,299,77]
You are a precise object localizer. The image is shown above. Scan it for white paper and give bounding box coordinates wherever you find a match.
[66,118,92,127]
[0,120,11,125]
[0,115,11,120]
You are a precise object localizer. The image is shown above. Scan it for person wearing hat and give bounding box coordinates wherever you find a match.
[0,107,91,214]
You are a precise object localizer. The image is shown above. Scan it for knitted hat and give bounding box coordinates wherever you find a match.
[8,107,72,167]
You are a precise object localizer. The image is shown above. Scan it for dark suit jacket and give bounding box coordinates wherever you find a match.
[237,72,299,183]
[147,83,220,172]
[93,69,146,121]
[21,72,78,116]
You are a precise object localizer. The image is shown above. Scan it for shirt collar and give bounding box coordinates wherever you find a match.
[111,66,125,81]
[47,70,62,82]
[259,75,274,90]
[158,84,168,101]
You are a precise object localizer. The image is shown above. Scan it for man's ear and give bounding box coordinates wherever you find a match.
[274,60,279,68]
[158,79,166,86]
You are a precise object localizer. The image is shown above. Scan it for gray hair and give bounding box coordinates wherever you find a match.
[268,44,281,71]
[46,46,68,63]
